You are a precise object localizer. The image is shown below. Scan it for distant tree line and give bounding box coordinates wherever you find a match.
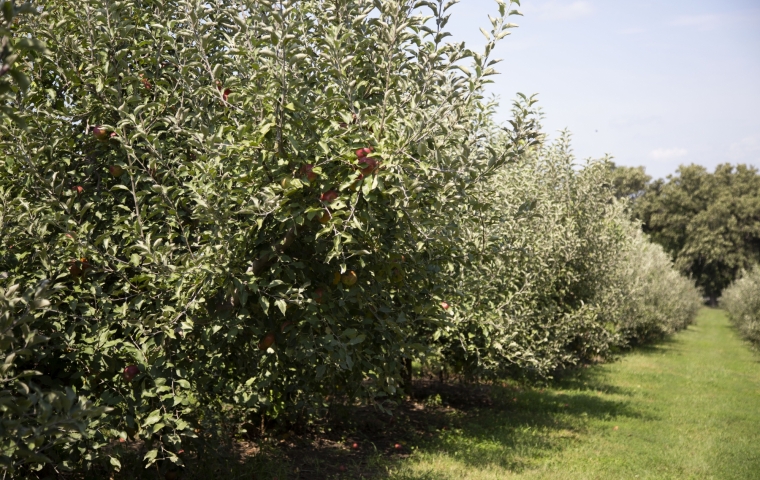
[611,163,760,303]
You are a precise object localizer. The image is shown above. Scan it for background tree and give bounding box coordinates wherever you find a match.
[635,163,760,303]
[609,162,651,200]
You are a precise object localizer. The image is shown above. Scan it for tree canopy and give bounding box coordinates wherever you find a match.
[632,163,760,302]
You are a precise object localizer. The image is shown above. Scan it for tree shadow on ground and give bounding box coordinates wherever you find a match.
[106,371,646,480]
[375,372,651,479]
[626,334,683,357]
[105,354,665,480]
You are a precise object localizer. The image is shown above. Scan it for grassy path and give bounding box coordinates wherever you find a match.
[385,308,760,480]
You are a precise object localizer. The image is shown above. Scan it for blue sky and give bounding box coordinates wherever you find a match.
[443,0,760,179]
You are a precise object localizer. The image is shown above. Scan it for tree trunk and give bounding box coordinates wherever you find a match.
[403,358,413,396]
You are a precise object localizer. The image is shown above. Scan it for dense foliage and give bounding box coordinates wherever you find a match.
[721,266,760,346]
[606,226,702,344]
[609,163,650,200]
[632,163,760,302]
[1,0,48,126]
[1,0,701,476]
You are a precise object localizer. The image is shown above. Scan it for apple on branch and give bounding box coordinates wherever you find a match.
[355,146,373,158]
[318,210,332,224]
[342,271,358,287]
[359,156,379,176]
[314,287,326,304]
[216,82,231,101]
[258,332,276,350]
[300,164,318,182]
[320,190,339,203]
[123,365,140,382]
[92,126,109,141]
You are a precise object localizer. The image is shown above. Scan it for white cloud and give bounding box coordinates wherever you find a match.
[533,1,594,21]
[650,148,688,160]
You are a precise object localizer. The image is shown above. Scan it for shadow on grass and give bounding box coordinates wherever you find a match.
[627,334,684,357]
[375,370,651,479]
[104,371,646,480]
[105,346,679,480]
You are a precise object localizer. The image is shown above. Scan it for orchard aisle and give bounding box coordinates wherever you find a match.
[386,309,760,480]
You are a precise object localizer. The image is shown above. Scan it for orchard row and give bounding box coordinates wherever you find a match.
[0,0,701,476]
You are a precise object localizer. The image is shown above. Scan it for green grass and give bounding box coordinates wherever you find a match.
[383,308,760,480]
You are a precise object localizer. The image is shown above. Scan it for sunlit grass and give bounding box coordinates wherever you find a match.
[383,308,760,480]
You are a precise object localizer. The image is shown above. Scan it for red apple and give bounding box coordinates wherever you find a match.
[318,210,331,224]
[341,271,358,287]
[109,165,124,177]
[351,442,359,449]
[338,466,346,472]
[362,147,374,156]
[394,443,402,450]
[441,301,450,310]
[320,190,339,203]
[72,185,84,195]
[123,365,140,382]
[217,84,231,101]
[258,332,276,350]
[69,262,82,278]
[314,287,326,304]
[300,164,318,182]
[358,157,378,176]
[140,74,151,90]
[93,126,109,140]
